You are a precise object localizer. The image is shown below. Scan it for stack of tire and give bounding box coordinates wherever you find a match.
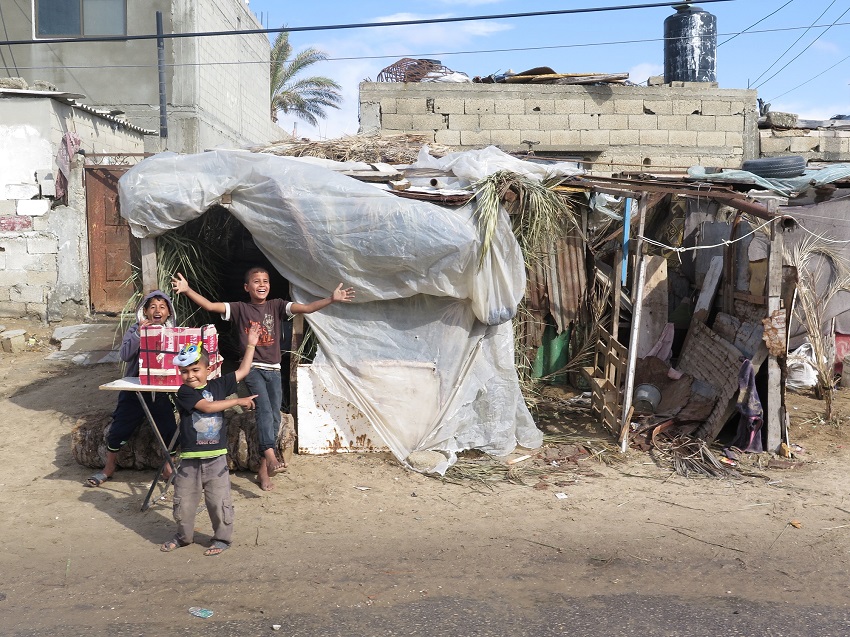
[741,155,807,178]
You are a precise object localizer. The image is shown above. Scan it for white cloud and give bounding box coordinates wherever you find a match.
[434,0,505,5]
[811,40,842,55]
[628,62,663,85]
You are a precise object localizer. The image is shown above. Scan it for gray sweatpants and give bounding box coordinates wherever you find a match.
[172,455,234,546]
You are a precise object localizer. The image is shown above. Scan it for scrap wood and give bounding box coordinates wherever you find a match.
[258,132,453,164]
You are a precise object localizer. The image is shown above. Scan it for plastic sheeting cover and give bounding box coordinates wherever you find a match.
[688,164,850,197]
[118,148,553,472]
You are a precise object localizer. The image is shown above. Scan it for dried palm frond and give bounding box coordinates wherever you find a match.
[785,235,850,419]
[650,434,735,478]
[472,170,583,267]
[257,132,454,164]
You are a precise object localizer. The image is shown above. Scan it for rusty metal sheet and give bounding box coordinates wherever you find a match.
[548,233,586,332]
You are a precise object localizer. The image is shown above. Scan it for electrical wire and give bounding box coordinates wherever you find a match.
[754,4,850,90]
[0,0,732,47]
[637,217,778,254]
[750,0,836,88]
[718,0,795,47]
[767,52,850,101]
[11,21,850,73]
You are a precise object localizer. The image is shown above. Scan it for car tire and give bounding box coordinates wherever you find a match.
[741,156,806,178]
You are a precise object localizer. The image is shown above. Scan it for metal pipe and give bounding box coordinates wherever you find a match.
[156,11,168,140]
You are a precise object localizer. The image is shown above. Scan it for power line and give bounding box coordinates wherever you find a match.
[768,53,850,101]
[717,0,794,47]
[750,0,836,88]
[0,0,733,47]
[12,21,850,73]
[755,3,850,89]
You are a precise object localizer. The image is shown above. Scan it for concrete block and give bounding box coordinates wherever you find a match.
[23,269,56,286]
[614,100,644,115]
[697,131,727,147]
[378,98,397,114]
[509,113,540,130]
[0,328,26,353]
[686,115,716,131]
[519,130,551,146]
[460,130,492,146]
[0,303,26,318]
[765,111,798,128]
[628,114,658,130]
[673,99,702,115]
[760,136,792,153]
[447,113,480,130]
[16,199,50,217]
[0,200,15,215]
[25,302,47,320]
[494,98,526,115]
[464,99,495,114]
[715,115,743,132]
[726,132,745,148]
[729,100,747,115]
[580,130,610,146]
[479,114,510,129]
[610,129,640,145]
[700,100,732,116]
[642,100,673,115]
[550,130,582,146]
[381,114,413,130]
[31,215,49,232]
[525,99,555,114]
[27,236,58,254]
[669,130,698,146]
[434,129,461,145]
[598,114,629,130]
[0,216,33,232]
[433,98,464,114]
[10,284,44,304]
[359,102,381,133]
[3,184,39,200]
[538,114,571,130]
[554,99,589,115]
[396,98,427,114]
[36,169,56,197]
[490,129,522,146]
[657,115,687,131]
[409,114,447,130]
[569,113,598,130]
[583,98,615,115]
[640,129,669,145]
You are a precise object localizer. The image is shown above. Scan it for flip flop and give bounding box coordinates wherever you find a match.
[160,537,189,552]
[204,540,230,557]
[85,472,111,487]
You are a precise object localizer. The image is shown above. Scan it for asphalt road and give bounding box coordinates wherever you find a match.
[5,593,850,637]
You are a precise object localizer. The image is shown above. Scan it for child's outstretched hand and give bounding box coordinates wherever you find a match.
[237,395,259,411]
[247,324,261,347]
[332,283,355,303]
[171,273,189,295]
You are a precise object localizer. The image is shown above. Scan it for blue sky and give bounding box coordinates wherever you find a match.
[247,0,850,139]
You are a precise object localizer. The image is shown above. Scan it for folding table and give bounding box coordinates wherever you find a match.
[99,377,180,511]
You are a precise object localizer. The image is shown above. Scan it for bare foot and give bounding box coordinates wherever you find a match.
[258,458,274,491]
[263,449,286,476]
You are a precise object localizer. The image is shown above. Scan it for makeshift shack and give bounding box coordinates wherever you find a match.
[118,147,583,473]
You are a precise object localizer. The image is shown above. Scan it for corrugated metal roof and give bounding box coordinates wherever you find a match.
[0,88,157,135]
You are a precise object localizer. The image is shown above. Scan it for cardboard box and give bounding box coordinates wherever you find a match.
[138,325,222,386]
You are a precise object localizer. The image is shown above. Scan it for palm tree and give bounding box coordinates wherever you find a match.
[270,29,342,127]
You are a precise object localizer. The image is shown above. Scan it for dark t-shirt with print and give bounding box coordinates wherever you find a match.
[175,373,237,456]
[227,299,290,366]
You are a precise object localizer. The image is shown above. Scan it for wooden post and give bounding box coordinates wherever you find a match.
[140,237,158,292]
[620,250,647,452]
[612,247,622,337]
[289,313,305,441]
[766,201,783,452]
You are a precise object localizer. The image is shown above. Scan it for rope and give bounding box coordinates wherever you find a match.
[636,217,777,254]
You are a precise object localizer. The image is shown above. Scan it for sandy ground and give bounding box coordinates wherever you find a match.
[1,318,850,635]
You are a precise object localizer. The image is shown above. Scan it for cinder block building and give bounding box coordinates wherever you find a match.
[1,0,278,153]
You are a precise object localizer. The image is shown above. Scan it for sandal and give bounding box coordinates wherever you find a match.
[85,472,112,487]
[160,537,189,552]
[204,540,230,557]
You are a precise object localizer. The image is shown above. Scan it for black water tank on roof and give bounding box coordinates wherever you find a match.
[664,4,717,83]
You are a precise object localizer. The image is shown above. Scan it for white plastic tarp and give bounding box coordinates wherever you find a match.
[118,147,562,472]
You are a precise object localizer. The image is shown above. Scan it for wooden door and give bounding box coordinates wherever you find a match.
[85,166,138,313]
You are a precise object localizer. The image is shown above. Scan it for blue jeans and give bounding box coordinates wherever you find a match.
[244,367,282,453]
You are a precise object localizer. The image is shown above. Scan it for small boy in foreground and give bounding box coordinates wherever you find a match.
[160,324,260,556]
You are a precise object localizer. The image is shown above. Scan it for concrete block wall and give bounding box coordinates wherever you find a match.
[0,99,142,320]
[759,128,850,162]
[360,83,758,174]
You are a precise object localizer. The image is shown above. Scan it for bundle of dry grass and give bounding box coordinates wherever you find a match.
[257,132,454,165]
[71,410,294,473]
